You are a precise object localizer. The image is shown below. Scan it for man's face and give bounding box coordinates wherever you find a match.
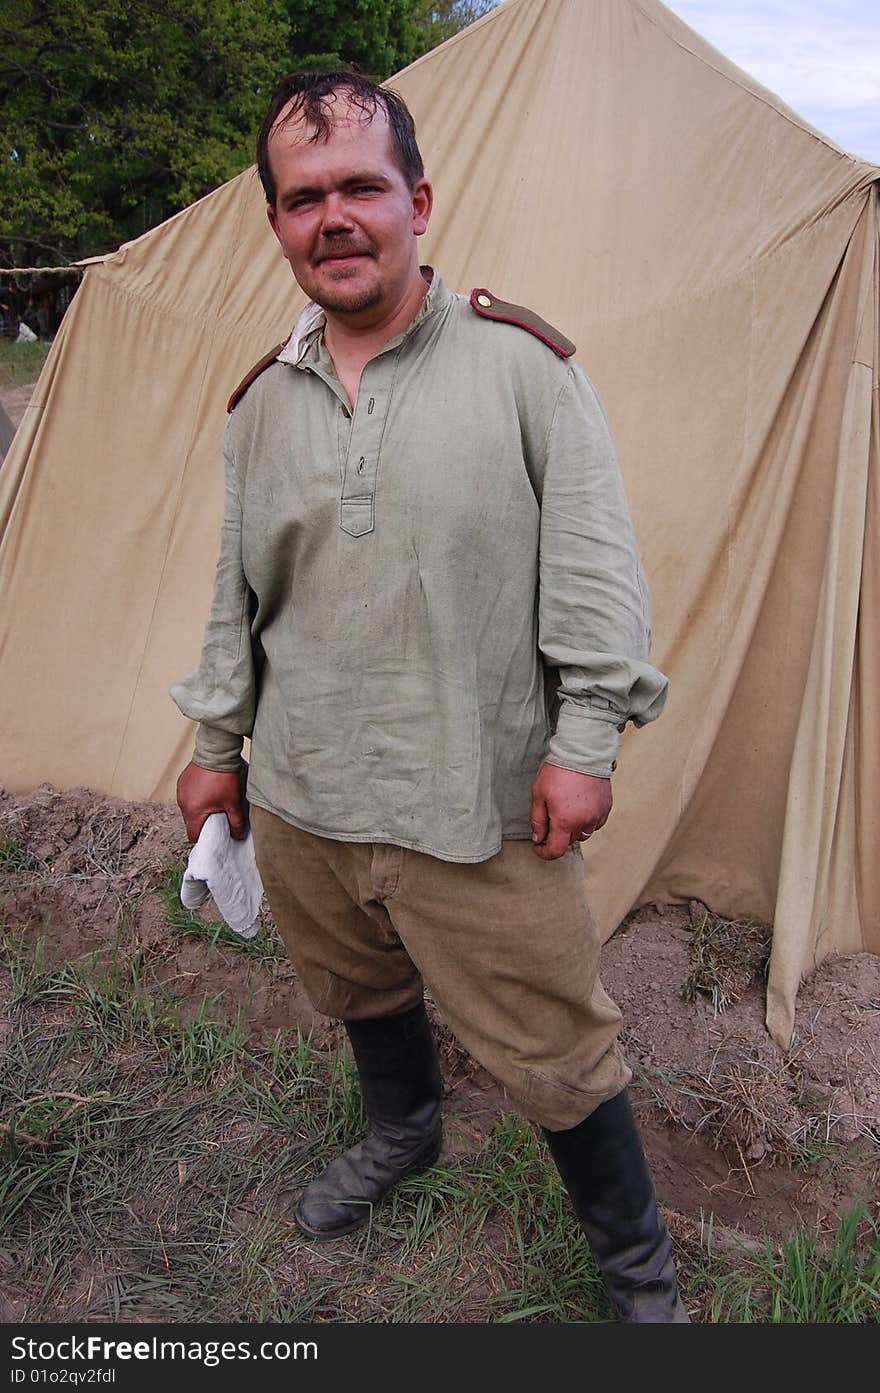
[265,100,432,320]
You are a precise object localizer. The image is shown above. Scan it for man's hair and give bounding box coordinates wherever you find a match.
[257,71,425,206]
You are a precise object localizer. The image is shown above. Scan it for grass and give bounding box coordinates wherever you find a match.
[628,1035,843,1172]
[707,1207,880,1323]
[0,337,51,389]
[0,833,42,874]
[1,827,877,1324]
[156,858,287,965]
[0,937,545,1322]
[683,901,772,1012]
[0,925,877,1323]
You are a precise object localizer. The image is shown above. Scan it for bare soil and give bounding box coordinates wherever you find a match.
[0,380,36,428]
[2,784,878,1254]
[0,381,34,423]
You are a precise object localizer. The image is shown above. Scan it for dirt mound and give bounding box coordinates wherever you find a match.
[603,905,879,1239]
[2,784,878,1247]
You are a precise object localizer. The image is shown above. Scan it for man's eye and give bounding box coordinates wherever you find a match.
[354,185,380,195]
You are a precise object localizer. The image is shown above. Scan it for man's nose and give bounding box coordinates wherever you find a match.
[320,193,355,233]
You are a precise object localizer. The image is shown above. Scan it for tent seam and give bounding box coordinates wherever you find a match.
[84,261,225,332]
[86,260,304,349]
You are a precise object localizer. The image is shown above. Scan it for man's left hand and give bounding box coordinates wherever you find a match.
[529,764,613,860]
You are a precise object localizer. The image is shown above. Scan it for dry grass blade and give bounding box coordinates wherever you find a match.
[682,1055,815,1165]
[80,813,136,879]
[627,1029,828,1169]
[683,901,771,1012]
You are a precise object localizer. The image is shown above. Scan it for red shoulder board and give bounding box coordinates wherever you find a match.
[469,288,575,358]
[226,344,285,413]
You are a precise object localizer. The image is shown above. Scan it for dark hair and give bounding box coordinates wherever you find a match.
[257,70,425,206]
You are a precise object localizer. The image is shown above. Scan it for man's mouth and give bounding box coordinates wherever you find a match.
[317,250,372,266]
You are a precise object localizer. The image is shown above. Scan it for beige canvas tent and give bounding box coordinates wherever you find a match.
[1,0,877,1047]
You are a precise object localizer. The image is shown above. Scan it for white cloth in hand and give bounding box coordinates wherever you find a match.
[180,812,264,939]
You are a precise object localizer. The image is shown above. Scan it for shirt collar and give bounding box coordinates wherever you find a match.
[277,267,450,369]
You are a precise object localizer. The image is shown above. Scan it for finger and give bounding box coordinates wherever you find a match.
[596,788,613,831]
[533,823,571,860]
[530,795,549,845]
[226,801,247,840]
[185,810,208,844]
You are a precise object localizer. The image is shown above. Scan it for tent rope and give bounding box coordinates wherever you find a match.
[0,266,84,277]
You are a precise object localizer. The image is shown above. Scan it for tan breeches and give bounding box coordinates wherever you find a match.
[250,805,631,1130]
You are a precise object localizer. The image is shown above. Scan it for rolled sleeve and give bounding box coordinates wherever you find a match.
[538,367,668,775]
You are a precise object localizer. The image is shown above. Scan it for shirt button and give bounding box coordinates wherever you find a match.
[357,457,366,475]
[610,760,617,772]
[340,405,350,418]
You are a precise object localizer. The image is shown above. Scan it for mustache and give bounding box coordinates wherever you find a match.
[315,243,374,262]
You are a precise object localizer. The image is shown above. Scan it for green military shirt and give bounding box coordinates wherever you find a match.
[171,271,668,862]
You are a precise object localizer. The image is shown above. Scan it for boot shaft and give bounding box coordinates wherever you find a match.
[543,1089,689,1322]
[345,1001,443,1141]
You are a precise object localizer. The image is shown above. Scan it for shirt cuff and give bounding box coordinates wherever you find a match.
[192,723,245,774]
[545,704,622,778]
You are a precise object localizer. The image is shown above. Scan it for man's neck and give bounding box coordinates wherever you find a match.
[322,269,431,404]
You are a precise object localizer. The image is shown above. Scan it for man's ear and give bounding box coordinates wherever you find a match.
[266,202,282,247]
[412,178,433,237]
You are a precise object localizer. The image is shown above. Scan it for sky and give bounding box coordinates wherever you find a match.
[664,0,880,163]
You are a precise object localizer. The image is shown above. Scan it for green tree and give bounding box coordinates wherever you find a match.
[282,0,421,77]
[0,0,495,267]
[279,1,495,80]
[412,1,494,50]
[0,0,290,266]
[281,1,496,78]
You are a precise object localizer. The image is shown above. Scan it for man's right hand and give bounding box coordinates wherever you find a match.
[176,762,247,843]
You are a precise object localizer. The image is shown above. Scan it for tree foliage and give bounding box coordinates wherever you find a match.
[1,0,290,265]
[283,0,421,77]
[0,0,494,267]
[412,1,494,50]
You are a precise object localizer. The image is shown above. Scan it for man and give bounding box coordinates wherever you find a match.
[173,71,687,1323]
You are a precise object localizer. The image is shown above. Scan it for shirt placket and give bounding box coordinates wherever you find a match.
[338,352,397,538]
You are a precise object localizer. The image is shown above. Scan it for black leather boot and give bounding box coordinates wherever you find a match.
[543,1089,690,1322]
[294,1001,443,1240]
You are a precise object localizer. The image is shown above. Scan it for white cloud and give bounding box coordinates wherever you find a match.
[666,0,880,161]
